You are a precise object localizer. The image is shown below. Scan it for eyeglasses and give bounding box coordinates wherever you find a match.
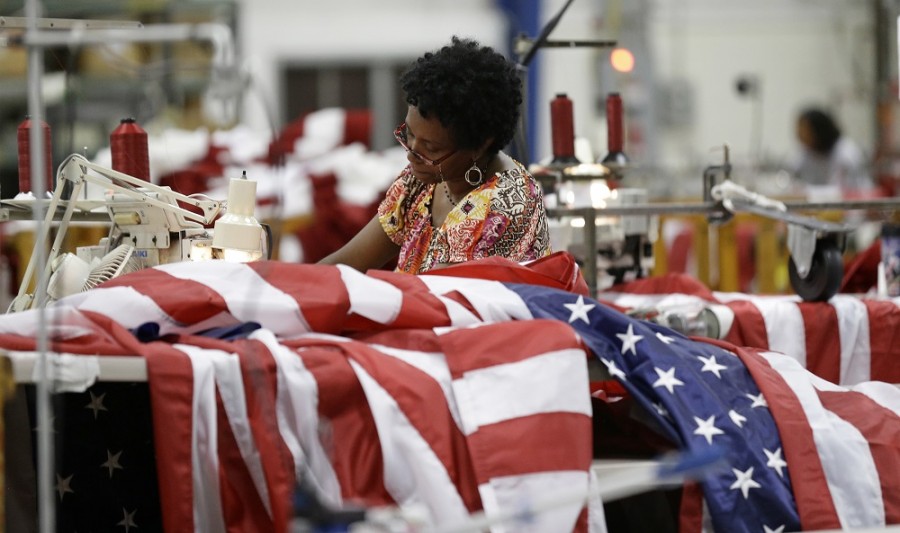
[394,122,457,166]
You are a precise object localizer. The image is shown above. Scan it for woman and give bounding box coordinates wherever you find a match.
[793,107,872,195]
[319,36,551,273]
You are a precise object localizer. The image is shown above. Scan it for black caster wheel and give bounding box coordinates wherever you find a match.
[788,243,843,302]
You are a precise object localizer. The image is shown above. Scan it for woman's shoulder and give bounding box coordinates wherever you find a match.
[489,158,541,199]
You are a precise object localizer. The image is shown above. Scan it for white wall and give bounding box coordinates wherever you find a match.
[235,0,879,196]
[238,0,507,134]
[649,0,875,175]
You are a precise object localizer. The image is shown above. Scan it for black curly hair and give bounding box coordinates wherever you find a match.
[799,108,841,155]
[400,36,522,156]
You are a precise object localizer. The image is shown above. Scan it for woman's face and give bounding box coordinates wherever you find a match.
[796,117,814,149]
[402,106,472,184]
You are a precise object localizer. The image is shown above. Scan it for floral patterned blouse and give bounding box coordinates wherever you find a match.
[377,160,551,274]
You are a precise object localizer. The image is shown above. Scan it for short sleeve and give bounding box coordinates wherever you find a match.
[377,169,419,246]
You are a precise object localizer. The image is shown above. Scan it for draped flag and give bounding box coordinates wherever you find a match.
[600,273,900,386]
[1,256,898,532]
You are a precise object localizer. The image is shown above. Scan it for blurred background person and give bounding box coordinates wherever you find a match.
[793,107,874,198]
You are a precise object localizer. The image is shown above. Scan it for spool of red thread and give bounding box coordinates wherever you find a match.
[111,117,150,182]
[17,116,54,195]
[601,92,629,169]
[550,93,578,164]
[606,93,624,154]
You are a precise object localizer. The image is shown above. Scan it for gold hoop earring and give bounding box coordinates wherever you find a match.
[464,161,483,186]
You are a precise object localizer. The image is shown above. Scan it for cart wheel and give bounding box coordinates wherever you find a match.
[788,243,843,302]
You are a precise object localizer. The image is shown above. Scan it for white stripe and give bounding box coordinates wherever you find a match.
[67,285,179,329]
[192,344,272,517]
[598,292,711,313]
[745,297,807,368]
[369,343,462,432]
[339,264,403,324]
[68,285,242,336]
[418,276,534,323]
[350,359,470,525]
[802,372,900,418]
[760,351,885,528]
[477,471,589,533]
[161,261,311,336]
[831,295,872,384]
[451,349,591,435]
[844,381,900,416]
[587,469,608,533]
[177,345,227,533]
[253,330,342,507]
[0,305,97,339]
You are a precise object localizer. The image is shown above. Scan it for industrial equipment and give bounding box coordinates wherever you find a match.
[8,154,267,312]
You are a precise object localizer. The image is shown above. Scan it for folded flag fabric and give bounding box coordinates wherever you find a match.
[601,273,900,386]
[1,258,897,532]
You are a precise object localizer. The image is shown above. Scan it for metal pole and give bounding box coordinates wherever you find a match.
[583,208,598,298]
[24,1,54,532]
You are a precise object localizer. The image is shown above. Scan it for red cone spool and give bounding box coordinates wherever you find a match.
[606,93,624,154]
[111,117,150,182]
[550,93,577,162]
[17,116,53,195]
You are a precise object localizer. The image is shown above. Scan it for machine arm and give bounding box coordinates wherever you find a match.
[11,154,223,312]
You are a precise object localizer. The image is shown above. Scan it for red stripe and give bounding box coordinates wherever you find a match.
[424,251,590,295]
[249,262,352,334]
[297,343,394,507]
[678,482,704,533]
[466,412,592,483]
[236,340,296,532]
[0,309,146,355]
[362,270,455,329]
[215,384,273,531]
[864,300,900,383]
[611,272,718,300]
[818,389,900,523]
[100,267,230,325]
[439,320,584,378]
[723,300,770,350]
[797,302,840,383]
[573,506,589,533]
[338,336,482,512]
[145,347,196,533]
[734,345,841,530]
[169,334,297,530]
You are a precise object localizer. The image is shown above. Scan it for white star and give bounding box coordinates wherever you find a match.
[728,409,747,428]
[747,392,768,408]
[563,295,595,324]
[764,525,785,533]
[693,415,725,445]
[652,366,685,394]
[55,473,74,501]
[101,450,124,479]
[85,391,108,420]
[601,358,627,380]
[697,355,727,378]
[764,447,788,478]
[729,467,761,499]
[617,324,644,356]
[118,508,137,532]
[655,331,675,345]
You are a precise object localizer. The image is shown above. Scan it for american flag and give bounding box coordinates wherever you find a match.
[600,273,900,386]
[2,254,898,532]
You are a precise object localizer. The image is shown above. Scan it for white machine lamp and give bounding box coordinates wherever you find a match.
[212,171,266,262]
